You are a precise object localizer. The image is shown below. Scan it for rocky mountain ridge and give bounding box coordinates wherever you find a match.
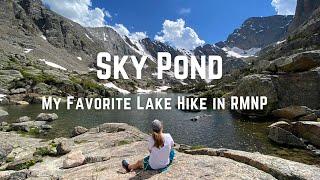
[0,0,186,100]
[220,15,293,50]
[196,0,320,119]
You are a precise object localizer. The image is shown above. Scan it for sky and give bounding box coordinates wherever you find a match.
[42,0,297,50]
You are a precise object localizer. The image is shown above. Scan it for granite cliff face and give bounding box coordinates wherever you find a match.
[258,0,320,61]
[222,15,293,50]
[232,0,320,117]
[288,0,320,32]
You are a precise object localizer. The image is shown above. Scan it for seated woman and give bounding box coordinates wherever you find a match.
[122,119,175,172]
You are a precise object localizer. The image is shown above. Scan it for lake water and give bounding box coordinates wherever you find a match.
[2,93,319,165]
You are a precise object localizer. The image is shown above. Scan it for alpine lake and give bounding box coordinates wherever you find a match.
[2,93,320,166]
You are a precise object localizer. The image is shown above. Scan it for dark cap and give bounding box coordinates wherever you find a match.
[152,119,162,132]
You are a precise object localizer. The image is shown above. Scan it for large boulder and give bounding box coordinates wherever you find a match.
[233,68,320,115]
[273,69,320,109]
[62,150,85,169]
[71,126,88,137]
[271,106,311,120]
[268,126,305,147]
[56,140,72,155]
[36,113,58,122]
[269,51,320,73]
[232,74,278,116]
[292,121,320,147]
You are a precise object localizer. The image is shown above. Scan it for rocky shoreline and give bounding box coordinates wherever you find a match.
[0,122,320,179]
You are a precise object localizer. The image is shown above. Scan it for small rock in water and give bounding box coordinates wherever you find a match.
[71,126,88,137]
[36,113,58,122]
[190,116,200,122]
[63,150,85,169]
[15,101,29,105]
[190,114,212,122]
[15,116,31,123]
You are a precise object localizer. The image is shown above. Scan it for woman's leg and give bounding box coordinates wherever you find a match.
[128,159,143,170]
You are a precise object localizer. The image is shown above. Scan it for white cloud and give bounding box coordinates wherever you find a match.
[104,10,112,18]
[155,19,205,50]
[179,8,191,15]
[130,32,148,41]
[113,24,147,41]
[271,0,297,15]
[42,0,110,27]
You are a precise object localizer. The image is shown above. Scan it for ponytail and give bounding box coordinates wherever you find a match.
[152,131,164,148]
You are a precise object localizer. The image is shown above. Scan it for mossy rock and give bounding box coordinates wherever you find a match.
[6,157,42,170]
[34,145,57,157]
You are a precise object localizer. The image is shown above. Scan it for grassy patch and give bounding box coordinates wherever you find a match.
[49,141,58,148]
[34,142,58,157]
[17,127,40,137]
[13,159,42,170]
[34,147,53,156]
[5,157,14,163]
[71,76,104,91]
[190,145,207,150]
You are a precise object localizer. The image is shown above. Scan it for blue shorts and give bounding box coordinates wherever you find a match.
[143,149,175,172]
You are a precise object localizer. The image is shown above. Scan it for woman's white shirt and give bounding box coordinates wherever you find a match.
[147,133,174,169]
